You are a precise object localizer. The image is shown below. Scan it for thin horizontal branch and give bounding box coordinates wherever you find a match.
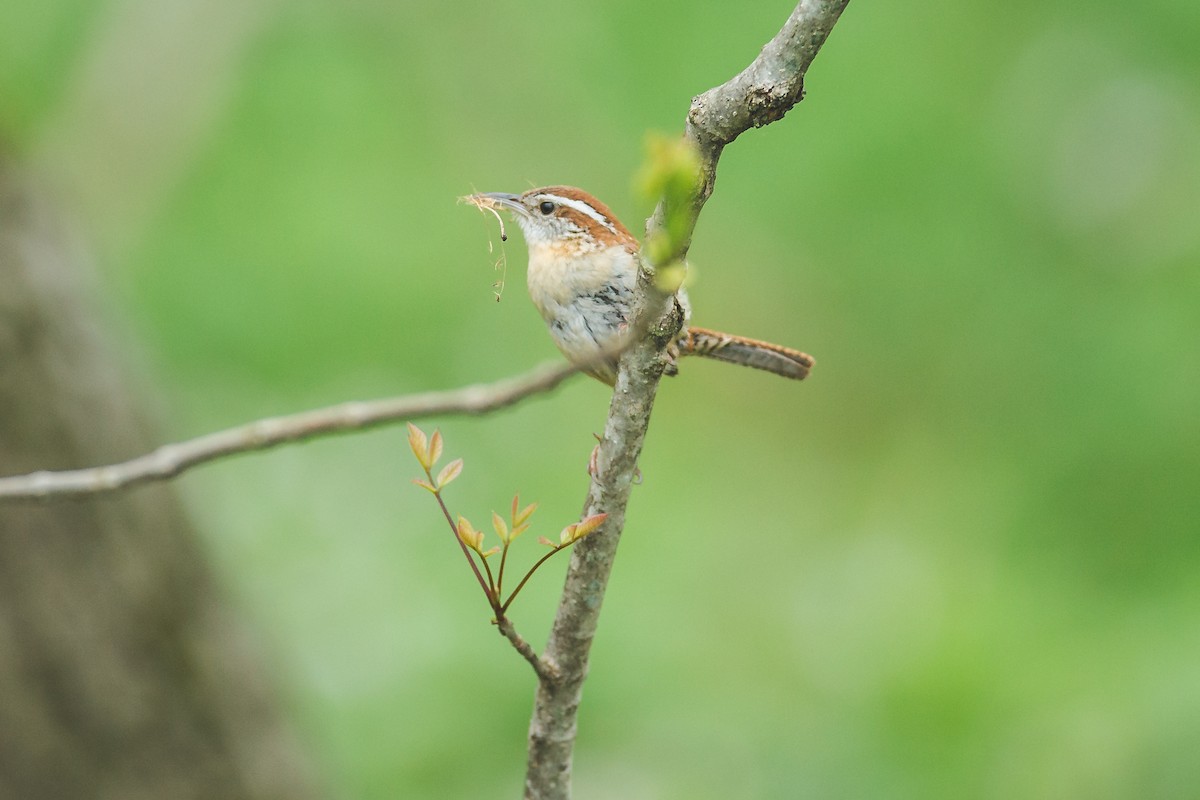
[0,360,581,502]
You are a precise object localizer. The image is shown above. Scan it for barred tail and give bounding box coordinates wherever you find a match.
[678,326,814,380]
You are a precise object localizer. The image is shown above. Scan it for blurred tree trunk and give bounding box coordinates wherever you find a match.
[0,152,319,799]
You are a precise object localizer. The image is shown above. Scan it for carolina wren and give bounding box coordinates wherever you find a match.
[471,186,814,386]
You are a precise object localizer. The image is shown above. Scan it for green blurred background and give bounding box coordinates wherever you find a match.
[4,1,1199,797]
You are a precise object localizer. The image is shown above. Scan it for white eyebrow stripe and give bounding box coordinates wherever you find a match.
[541,194,618,234]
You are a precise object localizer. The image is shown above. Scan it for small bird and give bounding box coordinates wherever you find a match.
[471,186,814,386]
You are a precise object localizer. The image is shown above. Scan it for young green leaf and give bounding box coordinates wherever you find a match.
[514,500,539,529]
[428,429,444,467]
[492,511,510,544]
[634,132,702,268]
[406,422,431,471]
[654,263,688,294]
[435,458,463,489]
[456,515,483,553]
[411,478,438,494]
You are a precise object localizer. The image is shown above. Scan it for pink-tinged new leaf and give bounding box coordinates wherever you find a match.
[537,536,556,548]
[435,458,463,489]
[514,501,539,528]
[559,524,577,546]
[492,511,510,544]
[481,546,500,559]
[428,429,444,466]
[411,478,438,494]
[509,523,530,542]
[573,513,608,540]
[511,493,520,524]
[406,422,430,470]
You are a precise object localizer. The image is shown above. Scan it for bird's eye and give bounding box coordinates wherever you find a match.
[538,201,556,215]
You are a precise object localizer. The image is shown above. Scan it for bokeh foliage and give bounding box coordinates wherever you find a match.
[3,1,1199,797]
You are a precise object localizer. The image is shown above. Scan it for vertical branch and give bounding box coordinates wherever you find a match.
[523,323,672,799]
[522,2,850,798]
[649,0,851,263]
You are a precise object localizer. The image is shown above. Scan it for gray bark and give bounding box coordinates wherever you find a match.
[523,2,851,797]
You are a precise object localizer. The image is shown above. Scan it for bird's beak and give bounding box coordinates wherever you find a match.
[473,192,527,216]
